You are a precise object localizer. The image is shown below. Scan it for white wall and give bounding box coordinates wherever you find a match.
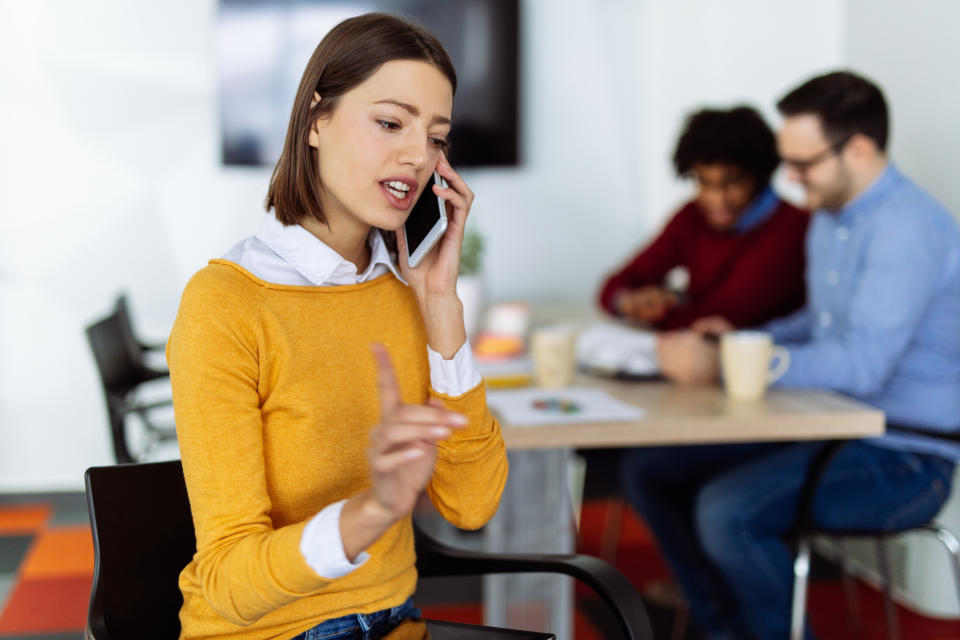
[634,1,844,229]
[844,0,960,218]
[9,0,938,491]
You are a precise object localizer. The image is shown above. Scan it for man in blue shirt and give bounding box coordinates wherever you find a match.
[627,71,960,640]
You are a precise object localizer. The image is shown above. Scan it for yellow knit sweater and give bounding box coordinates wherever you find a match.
[167,260,508,640]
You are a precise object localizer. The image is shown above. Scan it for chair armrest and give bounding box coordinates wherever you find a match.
[126,398,174,412]
[414,525,654,640]
[122,399,177,438]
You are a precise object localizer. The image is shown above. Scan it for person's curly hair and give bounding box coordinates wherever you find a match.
[672,106,779,189]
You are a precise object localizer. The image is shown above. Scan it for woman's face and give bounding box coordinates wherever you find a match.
[691,163,757,232]
[309,59,454,233]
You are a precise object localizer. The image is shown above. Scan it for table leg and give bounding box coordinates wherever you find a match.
[484,448,575,639]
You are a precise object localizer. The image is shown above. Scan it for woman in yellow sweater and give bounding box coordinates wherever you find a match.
[167,13,508,640]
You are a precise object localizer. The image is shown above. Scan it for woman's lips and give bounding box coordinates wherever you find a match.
[379,179,417,210]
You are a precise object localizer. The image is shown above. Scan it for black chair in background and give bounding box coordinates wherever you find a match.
[114,293,166,353]
[85,460,655,640]
[85,295,175,464]
[789,437,960,640]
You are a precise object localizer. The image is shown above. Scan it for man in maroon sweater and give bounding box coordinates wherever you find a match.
[598,106,809,330]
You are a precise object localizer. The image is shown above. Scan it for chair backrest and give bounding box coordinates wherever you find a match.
[85,460,196,640]
[114,293,153,352]
[85,310,162,397]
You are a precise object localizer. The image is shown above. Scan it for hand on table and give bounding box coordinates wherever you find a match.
[657,330,720,386]
[616,287,678,323]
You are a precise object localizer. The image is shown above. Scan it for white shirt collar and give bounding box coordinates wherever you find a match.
[256,213,405,286]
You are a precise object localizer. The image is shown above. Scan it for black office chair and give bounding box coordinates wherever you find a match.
[789,436,960,640]
[114,293,167,353]
[85,460,655,640]
[85,300,175,464]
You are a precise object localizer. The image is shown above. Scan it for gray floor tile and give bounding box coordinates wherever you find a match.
[45,493,90,528]
[0,574,14,611]
[0,493,50,506]
[0,536,32,574]
[0,492,89,528]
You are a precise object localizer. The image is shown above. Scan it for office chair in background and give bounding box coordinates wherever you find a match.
[85,294,176,464]
[790,437,960,640]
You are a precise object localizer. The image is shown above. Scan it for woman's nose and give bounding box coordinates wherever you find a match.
[398,135,429,169]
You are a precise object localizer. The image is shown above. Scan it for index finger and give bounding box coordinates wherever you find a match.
[371,343,401,413]
[435,156,473,205]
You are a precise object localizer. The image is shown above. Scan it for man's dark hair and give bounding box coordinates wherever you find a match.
[777,70,889,151]
[672,106,779,189]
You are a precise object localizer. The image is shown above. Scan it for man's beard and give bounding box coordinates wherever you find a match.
[819,161,855,212]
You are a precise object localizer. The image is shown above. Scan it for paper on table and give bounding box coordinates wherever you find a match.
[487,387,645,427]
[577,322,659,376]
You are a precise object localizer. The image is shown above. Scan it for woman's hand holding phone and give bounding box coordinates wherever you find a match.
[397,154,474,358]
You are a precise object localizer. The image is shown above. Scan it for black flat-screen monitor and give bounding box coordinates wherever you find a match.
[218,0,520,168]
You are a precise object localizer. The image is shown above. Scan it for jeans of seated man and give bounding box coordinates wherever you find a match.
[290,597,421,639]
[620,440,954,640]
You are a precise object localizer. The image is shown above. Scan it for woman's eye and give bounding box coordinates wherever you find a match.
[430,138,449,150]
[377,120,400,130]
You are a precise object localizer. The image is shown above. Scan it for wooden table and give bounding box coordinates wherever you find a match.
[500,377,884,449]
[482,378,883,639]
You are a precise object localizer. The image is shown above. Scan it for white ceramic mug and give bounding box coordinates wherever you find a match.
[530,325,577,388]
[720,331,790,401]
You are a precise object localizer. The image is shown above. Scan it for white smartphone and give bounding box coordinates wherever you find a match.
[403,171,448,268]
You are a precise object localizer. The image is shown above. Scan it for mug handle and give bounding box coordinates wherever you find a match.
[768,346,790,384]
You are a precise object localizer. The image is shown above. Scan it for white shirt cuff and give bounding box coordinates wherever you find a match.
[427,339,483,396]
[300,499,369,579]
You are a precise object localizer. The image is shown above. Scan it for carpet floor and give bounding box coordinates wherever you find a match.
[1,494,959,638]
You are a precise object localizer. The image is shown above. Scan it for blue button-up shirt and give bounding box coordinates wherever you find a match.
[762,164,960,460]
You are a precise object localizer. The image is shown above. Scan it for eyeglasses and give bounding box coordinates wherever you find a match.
[780,135,853,174]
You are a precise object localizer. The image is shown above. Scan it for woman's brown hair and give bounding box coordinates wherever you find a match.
[265,12,457,226]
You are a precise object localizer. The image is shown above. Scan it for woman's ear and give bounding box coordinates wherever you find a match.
[308,92,323,149]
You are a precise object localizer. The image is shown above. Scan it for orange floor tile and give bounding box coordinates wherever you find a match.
[0,504,51,535]
[0,575,91,632]
[19,526,95,578]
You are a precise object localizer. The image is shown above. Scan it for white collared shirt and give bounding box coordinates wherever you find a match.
[221,212,482,579]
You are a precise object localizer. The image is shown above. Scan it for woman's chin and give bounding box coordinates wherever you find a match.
[705,212,738,232]
[375,216,406,232]
[360,205,408,232]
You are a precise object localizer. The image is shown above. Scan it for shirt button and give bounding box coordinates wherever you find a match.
[819,312,833,327]
[836,227,849,241]
[826,271,839,285]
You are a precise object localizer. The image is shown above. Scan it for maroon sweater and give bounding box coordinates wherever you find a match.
[598,199,809,330]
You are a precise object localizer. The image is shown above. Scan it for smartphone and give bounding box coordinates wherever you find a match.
[403,171,448,268]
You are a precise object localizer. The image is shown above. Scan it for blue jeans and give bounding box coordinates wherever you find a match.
[289,598,421,639]
[621,440,954,640]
